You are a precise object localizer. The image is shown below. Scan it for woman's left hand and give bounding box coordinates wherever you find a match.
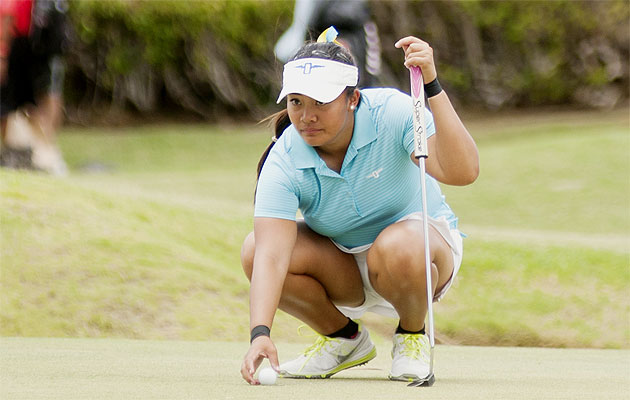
[241,336,279,385]
[394,36,437,84]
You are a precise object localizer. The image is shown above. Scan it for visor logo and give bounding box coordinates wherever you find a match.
[296,63,324,74]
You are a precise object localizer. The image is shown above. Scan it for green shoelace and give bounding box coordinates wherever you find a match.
[302,335,339,359]
[400,334,430,362]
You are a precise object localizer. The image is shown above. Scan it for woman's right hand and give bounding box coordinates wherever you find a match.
[240,336,280,385]
[394,36,438,84]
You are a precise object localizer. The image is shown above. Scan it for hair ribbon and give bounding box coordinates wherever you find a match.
[317,26,342,46]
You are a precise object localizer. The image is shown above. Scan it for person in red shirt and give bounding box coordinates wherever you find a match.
[1,0,68,174]
[0,0,25,89]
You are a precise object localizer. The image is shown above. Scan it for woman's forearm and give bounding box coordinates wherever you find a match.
[249,218,297,330]
[249,252,289,330]
[427,90,479,186]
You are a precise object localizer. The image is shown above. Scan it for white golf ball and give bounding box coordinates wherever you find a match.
[258,367,277,385]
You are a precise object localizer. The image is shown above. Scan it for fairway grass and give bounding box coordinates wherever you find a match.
[1,109,628,348]
[446,108,630,235]
[1,337,629,400]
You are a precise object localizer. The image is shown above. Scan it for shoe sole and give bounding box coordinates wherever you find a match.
[388,372,428,382]
[280,346,377,379]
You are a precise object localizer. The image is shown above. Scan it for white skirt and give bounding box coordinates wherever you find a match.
[331,212,464,319]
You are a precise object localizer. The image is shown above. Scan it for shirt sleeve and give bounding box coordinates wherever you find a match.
[254,151,300,221]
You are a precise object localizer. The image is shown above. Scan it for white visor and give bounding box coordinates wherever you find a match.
[276,58,359,104]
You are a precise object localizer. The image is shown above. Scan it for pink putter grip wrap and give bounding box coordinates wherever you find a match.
[410,67,423,99]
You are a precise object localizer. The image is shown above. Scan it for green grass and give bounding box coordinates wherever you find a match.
[444,109,630,235]
[2,338,629,400]
[1,171,248,339]
[1,110,628,348]
[436,240,629,348]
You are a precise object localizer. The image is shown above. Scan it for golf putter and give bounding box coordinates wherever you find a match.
[407,66,435,388]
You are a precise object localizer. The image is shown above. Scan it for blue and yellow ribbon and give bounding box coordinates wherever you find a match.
[317,26,342,46]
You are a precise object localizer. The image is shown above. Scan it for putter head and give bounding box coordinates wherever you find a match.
[407,373,435,387]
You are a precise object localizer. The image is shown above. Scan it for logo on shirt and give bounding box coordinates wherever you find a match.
[366,168,383,179]
[296,63,325,75]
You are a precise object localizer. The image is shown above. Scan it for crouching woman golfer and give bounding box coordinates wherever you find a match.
[240,32,479,385]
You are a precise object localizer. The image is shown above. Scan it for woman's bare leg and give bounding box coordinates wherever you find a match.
[241,221,364,335]
[366,219,454,332]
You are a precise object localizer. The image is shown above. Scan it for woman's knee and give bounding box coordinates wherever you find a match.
[368,223,440,291]
[370,223,422,271]
[369,221,454,291]
[240,231,255,281]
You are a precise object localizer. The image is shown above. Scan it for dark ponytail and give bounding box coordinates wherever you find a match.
[257,109,291,180]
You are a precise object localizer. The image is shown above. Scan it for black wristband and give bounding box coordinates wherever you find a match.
[250,325,270,343]
[424,78,443,98]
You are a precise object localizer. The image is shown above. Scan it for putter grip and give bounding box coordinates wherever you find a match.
[410,67,428,159]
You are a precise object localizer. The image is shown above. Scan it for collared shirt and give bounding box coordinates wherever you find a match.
[255,88,457,249]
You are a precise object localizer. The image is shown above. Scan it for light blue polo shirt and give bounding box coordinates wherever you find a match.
[255,88,457,249]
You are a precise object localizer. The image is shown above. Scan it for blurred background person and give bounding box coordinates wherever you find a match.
[0,0,69,175]
[274,0,382,88]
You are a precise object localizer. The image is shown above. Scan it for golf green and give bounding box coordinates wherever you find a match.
[2,338,628,399]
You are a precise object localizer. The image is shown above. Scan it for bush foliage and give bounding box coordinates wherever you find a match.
[372,0,629,109]
[64,0,629,121]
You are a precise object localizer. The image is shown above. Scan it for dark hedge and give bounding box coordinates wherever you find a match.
[62,0,629,122]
